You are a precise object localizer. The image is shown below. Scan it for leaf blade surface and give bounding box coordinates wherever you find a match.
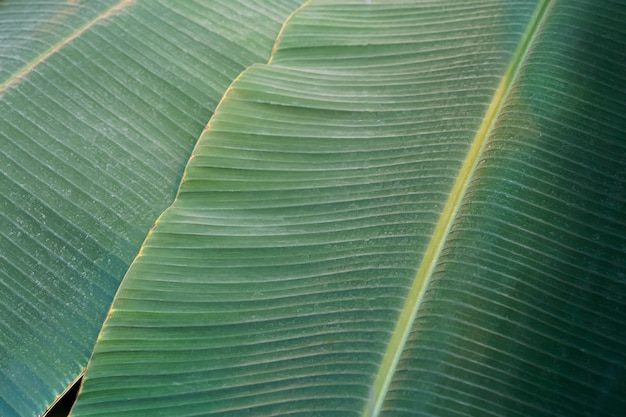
[0,1,303,416]
[72,1,594,416]
[382,1,626,415]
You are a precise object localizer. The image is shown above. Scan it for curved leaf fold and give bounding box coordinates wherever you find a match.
[0,1,303,416]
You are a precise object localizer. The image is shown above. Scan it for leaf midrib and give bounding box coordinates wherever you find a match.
[363,1,556,415]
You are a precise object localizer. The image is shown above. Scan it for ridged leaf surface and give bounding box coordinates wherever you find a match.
[75,0,626,415]
[0,1,303,416]
[3,0,626,416]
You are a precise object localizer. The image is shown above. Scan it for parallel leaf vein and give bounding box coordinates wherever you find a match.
[363,1,556,415]
[0,0,133,95]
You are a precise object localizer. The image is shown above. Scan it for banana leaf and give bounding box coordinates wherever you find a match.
[0,1,303,416]
[3,0,626,416]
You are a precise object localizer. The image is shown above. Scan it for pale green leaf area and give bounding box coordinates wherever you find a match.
[0,1,304,416]
[0,0,121,82]
[2,0,625,416]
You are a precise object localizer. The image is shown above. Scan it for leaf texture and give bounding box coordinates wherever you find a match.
[0,1,303,416]
[0,0,122,84]
[74,0,592,415]
[3,0,624,416]
[382,2,626,415]
[77,0,626,415]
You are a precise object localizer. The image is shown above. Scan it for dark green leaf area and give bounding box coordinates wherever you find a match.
[383,1,626,416]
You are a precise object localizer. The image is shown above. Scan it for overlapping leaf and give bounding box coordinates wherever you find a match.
[3,0,626,416]
[72,0,625,415]
[0,1,303,416]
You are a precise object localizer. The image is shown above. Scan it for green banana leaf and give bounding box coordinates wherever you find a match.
[3,0,626,416]
[0,1,303,416]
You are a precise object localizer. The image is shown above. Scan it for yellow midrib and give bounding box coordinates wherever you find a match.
[0,0,133,95]
[362,1,555,416]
